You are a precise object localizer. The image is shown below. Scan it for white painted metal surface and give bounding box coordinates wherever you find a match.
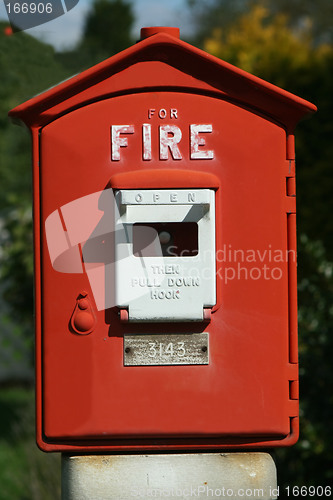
[114,189,216,322]
[62,453,278,500]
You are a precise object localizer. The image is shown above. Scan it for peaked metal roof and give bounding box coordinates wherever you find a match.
[9,29,316,131]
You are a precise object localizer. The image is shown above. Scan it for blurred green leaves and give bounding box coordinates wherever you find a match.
[0,0,136,367]
[57,0,135,73]
[81,0,134,61]
[199,4,333,259]
[0,388,61,500]
[0,25,70,347]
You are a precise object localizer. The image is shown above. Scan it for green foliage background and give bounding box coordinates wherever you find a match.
[0,0,332,497]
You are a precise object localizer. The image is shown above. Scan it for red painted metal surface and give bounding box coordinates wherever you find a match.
[9,28,316,452]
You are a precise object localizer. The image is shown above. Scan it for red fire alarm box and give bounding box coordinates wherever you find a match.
[9,27,316,452]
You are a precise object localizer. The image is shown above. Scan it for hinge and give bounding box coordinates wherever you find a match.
[287,363,299,404]
[286,134,295,160]
[285,196,296,215]
[284,159,296,177]
[288,362,299,417]
[286,177,296,197]
[287,362,298,380]
[284,159,296,212]
[287,214,298,363]
[288,399,299,418]
[289,380,299,400]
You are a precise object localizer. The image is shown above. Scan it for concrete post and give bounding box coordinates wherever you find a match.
[62,452,278,499]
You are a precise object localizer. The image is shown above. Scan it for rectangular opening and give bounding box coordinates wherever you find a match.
[133,222,198,257]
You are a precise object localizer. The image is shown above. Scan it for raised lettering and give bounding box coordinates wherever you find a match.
[111,123,215,162]
[159,125,183,160]
[168,277,200,287]
[151,265,181,275]
[132,277,161,287]
[190,124,214,160]
[158,108,167,119]
[111,125,134,161]
[151,289,180,300]
[142,123,152,160]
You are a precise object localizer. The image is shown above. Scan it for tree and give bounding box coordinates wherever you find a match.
[0,23,71,375]
[57,0,135,74]
[188,0,333,47]
[263,0,333,45]
[80,0,134,65]
[187,0,251,47]
[203,5,312,84]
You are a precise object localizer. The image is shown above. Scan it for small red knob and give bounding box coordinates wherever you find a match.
[73,311,95,333]
[70,292,96,335]
[78,298,89,310]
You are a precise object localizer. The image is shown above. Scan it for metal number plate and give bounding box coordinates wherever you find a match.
[124,333,209,366]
